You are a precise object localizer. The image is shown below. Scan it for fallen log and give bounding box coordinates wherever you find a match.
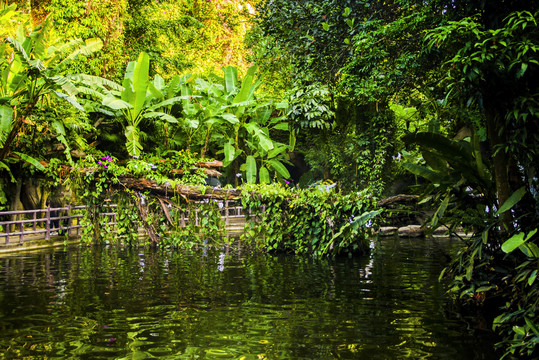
[170,168,222,177]
[117,176,241,201]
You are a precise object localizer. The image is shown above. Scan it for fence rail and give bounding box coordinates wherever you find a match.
[0,201,250,246]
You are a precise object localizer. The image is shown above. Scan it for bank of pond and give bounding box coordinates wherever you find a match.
[0,237,499,359]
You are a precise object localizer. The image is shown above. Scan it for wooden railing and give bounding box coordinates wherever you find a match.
[0,205,116,245]
[0,201,250,245]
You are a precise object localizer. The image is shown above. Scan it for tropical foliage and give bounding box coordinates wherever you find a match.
[1,1,538,357]
[240,183,380,256]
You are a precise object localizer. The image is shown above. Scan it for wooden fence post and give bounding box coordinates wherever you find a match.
[5,222,9,245]
[46,206,51,240]
[19,221,23,244]
[67,205,71,236]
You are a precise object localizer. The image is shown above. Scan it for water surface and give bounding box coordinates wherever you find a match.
[0,237,498,359]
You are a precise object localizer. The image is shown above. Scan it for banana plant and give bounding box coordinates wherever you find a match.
[402,131,495,229]
[214,66,293,184]
[101,52,183,157]
[0,18,103,176]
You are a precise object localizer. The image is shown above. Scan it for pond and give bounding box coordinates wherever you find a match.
[0,237,499,359]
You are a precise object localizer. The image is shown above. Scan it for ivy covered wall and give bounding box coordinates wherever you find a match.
[15,0,257,80]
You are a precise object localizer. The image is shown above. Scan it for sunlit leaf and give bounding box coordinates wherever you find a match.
[13,151,45,171]
[268,159,290,178]
[501,229,537,254]
[246,155,257,183]
[259,166,270,184]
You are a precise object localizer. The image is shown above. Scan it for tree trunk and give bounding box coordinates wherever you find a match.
[485,110,512,230]
[10,179,23,232]
[117,176,241,200]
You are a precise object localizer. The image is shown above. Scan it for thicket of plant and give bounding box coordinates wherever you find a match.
[0,1,538,357]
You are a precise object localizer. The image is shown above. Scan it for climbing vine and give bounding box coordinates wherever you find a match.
[70,151,224,246]
[46,0,128,79]
[240,183,381,256]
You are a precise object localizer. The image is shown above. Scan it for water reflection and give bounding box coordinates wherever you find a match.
[0,238,498,359]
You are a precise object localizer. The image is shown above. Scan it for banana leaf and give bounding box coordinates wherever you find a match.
[13,151,45,171]
[259,166,270,184]
[267,159,290,178]
[246,155,257,183]
[402,162,445,184]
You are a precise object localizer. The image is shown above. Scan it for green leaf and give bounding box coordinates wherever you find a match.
[144,111,178,123]
[402,163,444,184]
[421,148,447,172]
[267,159,290,178]
[528,269,537,286]
[125,125,142,157]
[222,66,238,95]
[233,65,259,104]
[219,113,239,124]
[259,166,270,184]
[475,285,496,292]
[465,262,473,281]
[403,132,473,163]
[13,152,45,171]
[323,209,382,255]
[272,122,288,131]
[501,229,537,254]
[223,142,240,167]
[69,74,123,91]
[102,94,133,110]
[513,326,526,336]
[0,105,13,147]
[524,317,539,337]
[267,144,288,159]
[256,132,274,152]
[52,91,85,112]
[6,37,31,66]
[495,186,526,216]
[147,96,193,111]
[57,37,103,67]
[431,193,450,228]
[289,131,296,151]
[322,22,330,31]
[131,52,150,116]
[520,243,539,258]
[246,155,257,184]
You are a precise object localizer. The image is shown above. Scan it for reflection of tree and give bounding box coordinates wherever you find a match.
[0,241,495,359]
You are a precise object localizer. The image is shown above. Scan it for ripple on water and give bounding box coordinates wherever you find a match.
[0,241,498,359]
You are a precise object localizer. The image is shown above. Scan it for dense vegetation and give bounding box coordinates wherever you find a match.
[1,0,538,358]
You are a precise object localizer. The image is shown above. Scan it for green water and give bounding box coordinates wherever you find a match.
[0,237,498,359]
